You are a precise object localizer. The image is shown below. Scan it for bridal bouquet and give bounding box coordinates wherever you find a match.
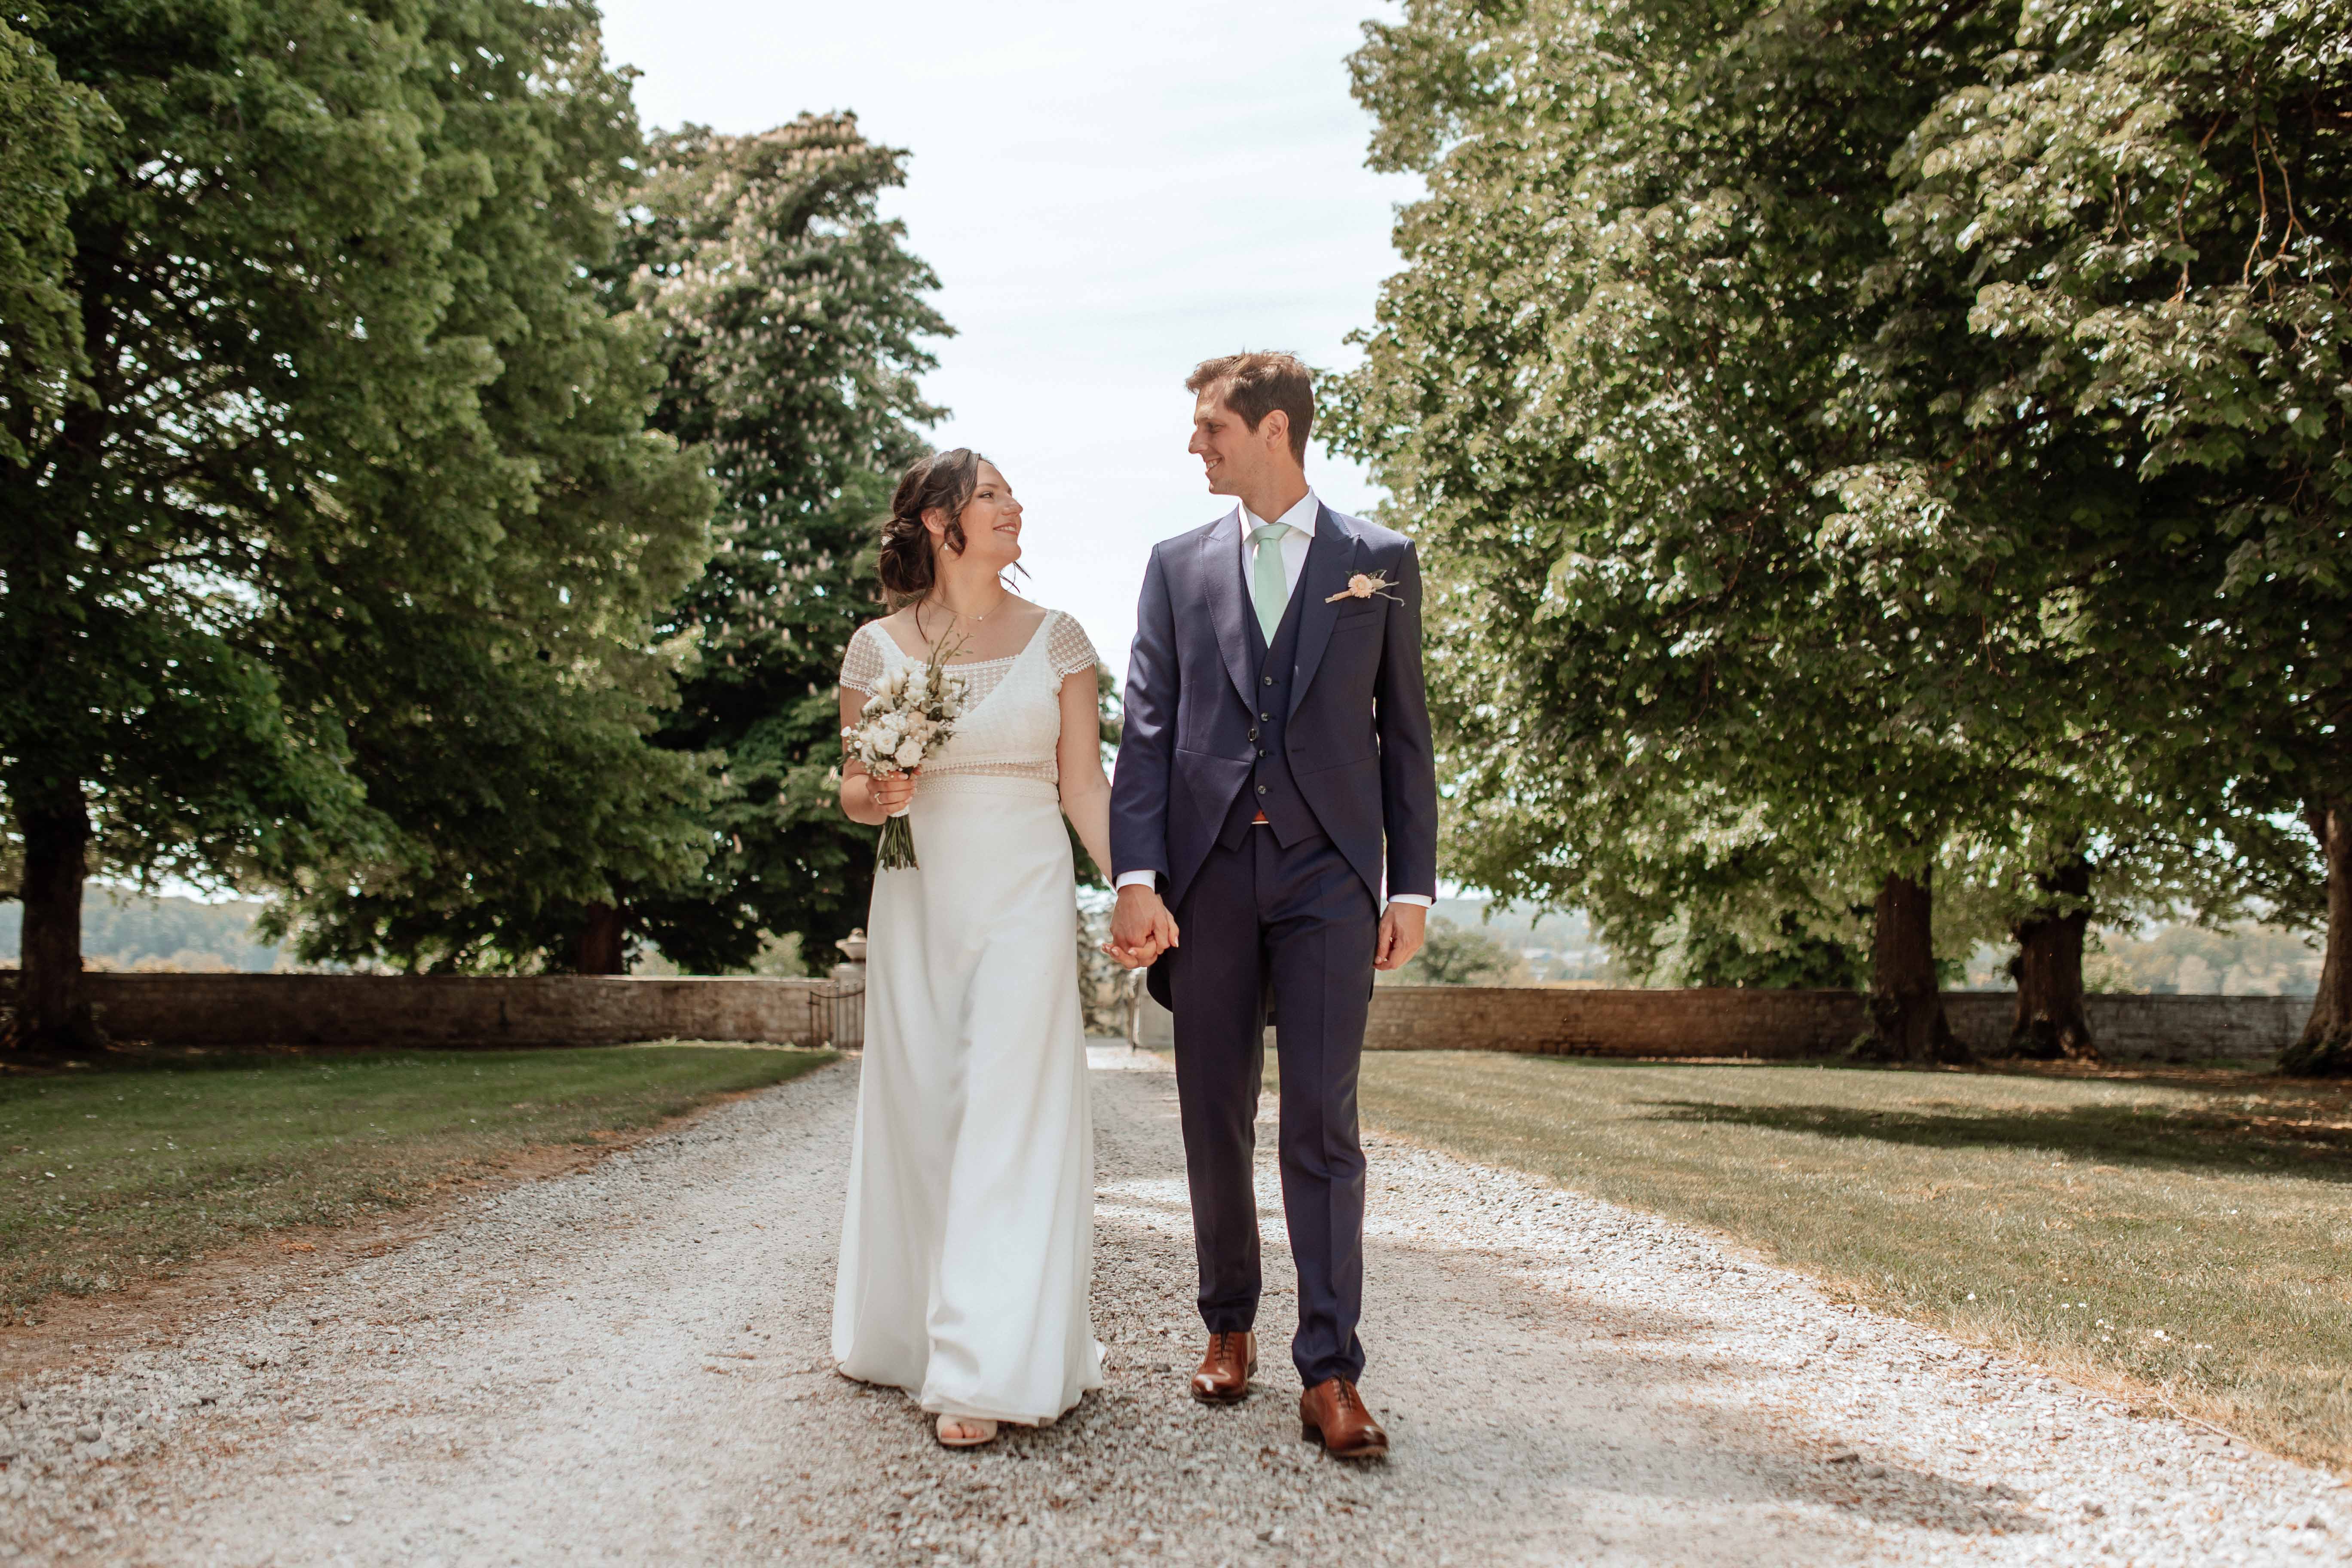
[843,645,968,871]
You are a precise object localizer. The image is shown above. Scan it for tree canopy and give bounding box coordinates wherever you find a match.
[256,113,954,977]
[1874,0,2352,1066]
[612,115,950,975]
[1331,0,2348,1065]
[3,0,713,1036]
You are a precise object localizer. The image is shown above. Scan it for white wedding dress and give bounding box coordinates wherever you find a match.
[831,609,1106,1424]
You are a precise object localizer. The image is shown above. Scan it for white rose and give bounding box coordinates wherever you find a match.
[893,739,925,769]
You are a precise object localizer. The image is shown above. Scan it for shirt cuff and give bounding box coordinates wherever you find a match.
[1387,893,1433,907]
[1114,871,1161,892]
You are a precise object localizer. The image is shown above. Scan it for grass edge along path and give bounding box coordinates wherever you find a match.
[1,1042,836,1322]
[1347,1051,2352,1474]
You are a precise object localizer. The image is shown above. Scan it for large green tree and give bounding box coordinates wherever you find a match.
[1332,0,2058,1060]
[579,115,949,974]
[5,0,713,1028]
[1870,0,2352,1069]
[1334,0,2306,1063]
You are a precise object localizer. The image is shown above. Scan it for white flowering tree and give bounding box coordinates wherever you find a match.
[600,116,952,974]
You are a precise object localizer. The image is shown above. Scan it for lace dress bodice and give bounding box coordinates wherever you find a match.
[840,610,1099,788]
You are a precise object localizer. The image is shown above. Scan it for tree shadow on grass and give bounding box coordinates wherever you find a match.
[1645,1099,2352,1182]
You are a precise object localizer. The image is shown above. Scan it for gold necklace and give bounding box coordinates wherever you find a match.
[942,591,1008,624]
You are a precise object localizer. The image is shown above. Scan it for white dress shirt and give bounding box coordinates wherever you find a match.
[1116,487,1430,909]
[1240,486,1321,599]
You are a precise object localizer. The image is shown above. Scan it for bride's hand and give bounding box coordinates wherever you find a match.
[1100,937,1160,970]
[868,769,918,816]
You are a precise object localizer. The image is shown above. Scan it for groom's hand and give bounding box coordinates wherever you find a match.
[1110,884,1179,968]
[1374,901,1428,972]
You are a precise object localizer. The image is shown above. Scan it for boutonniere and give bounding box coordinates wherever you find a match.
[1326,571,1403,605]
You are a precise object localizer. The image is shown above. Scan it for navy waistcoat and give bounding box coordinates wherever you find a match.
[1217,552,1318,849]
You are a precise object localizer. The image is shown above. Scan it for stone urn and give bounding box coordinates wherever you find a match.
[835,928,868,966]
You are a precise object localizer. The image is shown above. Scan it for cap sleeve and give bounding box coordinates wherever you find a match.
[1047,611,1099,680]
[839,623,887,696]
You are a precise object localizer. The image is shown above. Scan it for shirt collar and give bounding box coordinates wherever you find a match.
[1240,488,1319,539]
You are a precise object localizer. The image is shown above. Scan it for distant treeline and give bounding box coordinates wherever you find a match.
[0,891,281,974]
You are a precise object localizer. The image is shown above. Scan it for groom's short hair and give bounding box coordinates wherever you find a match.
[1187,352,1313,465]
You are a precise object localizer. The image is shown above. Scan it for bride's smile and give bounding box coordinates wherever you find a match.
[954,464,1024,571]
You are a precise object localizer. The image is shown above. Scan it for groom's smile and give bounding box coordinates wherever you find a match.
[1189,393,1254,497]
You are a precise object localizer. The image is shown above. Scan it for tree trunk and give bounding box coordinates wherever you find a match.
[575,902,628,975]
[2008,852,2098,1062]
[10,787,102,1056]
[2282,797,2352,1076]
[1857,867,1964,1063]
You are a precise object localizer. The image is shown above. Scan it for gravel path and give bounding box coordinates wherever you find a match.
[2,1045,2345,1567]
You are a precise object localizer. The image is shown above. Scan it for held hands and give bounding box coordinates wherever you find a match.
[1373,900,1427,972]
[1104,884,1180,970]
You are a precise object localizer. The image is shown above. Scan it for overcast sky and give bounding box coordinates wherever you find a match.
[599,0,1420,681]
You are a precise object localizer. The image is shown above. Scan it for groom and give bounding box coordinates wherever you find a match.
[1108,351,1436,1460]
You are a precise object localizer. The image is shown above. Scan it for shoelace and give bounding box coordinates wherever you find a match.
[1197,1332,1250,1381]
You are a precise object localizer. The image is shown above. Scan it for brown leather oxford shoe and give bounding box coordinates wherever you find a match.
[1191,1330,1256,1403]
[1299,1376,1389,1459]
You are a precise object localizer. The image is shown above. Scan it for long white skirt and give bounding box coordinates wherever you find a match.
[831,775,1104,1424]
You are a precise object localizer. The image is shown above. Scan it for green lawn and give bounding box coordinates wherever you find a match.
[0,1043,835,1318]
[1351,1052,2352,1471]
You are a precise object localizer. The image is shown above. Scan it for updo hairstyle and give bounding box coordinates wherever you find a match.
[879,448,988,606]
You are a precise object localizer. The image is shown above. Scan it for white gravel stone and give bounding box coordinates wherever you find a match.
[0,1045,2342,1565]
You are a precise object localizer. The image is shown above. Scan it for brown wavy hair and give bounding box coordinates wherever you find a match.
[1186,351,1314,464]
[878,448,989,606]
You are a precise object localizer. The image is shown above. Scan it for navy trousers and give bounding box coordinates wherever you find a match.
[1165,824,1377,1387]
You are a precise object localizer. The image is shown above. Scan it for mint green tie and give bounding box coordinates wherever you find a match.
[1250,521,1293,643]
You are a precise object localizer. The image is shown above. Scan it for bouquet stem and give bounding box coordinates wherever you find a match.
[876,809,918,871]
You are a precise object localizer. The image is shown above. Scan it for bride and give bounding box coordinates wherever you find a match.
[831,447,1133,1448]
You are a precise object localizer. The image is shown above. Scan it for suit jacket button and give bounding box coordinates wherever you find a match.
[1247,728,1258,741]
[1256,784,1268,795]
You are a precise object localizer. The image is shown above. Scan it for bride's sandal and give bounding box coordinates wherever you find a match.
[935,1414,999,1449]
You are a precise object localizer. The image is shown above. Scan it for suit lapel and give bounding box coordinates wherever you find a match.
[1199,508,1256,710]
[1289,504,1361,720]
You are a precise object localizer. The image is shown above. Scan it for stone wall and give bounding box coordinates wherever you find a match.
[0,972,862,1050]
[1132,984,2304,1061]
[6,971,2303,1061]
[1942,991,2304,1061]
[1360,986,1864,1058]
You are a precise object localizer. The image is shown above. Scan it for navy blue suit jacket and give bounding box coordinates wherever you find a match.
[1110,501,1439,928]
